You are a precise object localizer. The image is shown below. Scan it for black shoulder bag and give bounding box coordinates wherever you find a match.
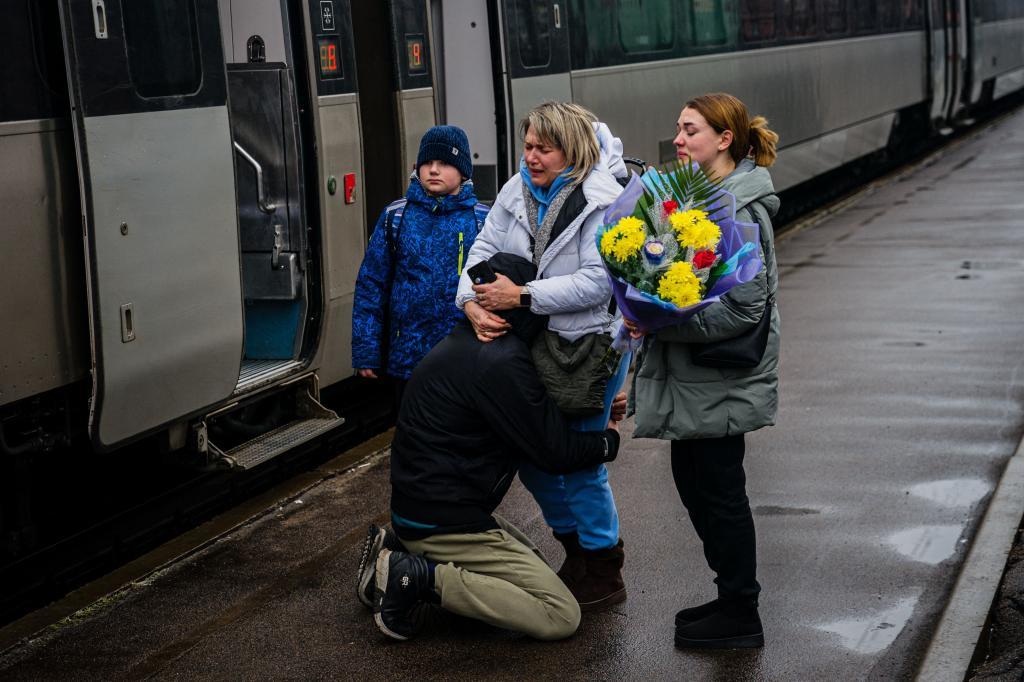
[690,295,774,369]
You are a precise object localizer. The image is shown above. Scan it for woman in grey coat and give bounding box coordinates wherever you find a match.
[456,102,629,610]
[624,93,780,650]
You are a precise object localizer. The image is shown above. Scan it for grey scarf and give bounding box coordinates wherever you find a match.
[521,180,575,268]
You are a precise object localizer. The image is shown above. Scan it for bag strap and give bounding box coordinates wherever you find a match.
[384,200,408,257]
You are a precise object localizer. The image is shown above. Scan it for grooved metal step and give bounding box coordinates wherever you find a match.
[213,389,344,469]
[234,360,303,394]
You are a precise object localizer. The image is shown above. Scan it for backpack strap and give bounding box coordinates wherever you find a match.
[472,202,489,233]
[383,199,408,256]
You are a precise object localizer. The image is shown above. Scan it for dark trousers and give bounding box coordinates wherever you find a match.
[671,435,760,603]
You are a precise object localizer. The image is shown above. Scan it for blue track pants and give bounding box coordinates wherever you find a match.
[518,352,631,551]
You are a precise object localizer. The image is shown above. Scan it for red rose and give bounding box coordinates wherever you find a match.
[662,199,679,214]
[692,250,716,269]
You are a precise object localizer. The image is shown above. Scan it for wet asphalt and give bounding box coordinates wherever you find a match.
[2,109,1024,680]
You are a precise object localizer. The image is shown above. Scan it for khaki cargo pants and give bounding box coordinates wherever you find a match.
[401,514,580,641]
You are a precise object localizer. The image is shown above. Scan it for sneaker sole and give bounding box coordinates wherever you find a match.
[373,612,410,641]
[674,631,764,649]
[356,526,386,608]
[578,588,627,612]
[372,550,411,641]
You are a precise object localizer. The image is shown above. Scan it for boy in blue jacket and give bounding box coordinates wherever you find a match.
[352,126,488,391]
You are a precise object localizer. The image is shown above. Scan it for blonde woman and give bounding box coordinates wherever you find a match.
[624,92,780,649]
[455,102,629,610]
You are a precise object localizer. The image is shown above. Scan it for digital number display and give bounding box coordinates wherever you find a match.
[405,34,426,75]
[317,36,343,79]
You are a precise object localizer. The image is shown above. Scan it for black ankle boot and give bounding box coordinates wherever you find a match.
[674,598,722,627]
[674,600,763,649]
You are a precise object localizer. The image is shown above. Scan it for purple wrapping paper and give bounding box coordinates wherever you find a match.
[599,174,764,349]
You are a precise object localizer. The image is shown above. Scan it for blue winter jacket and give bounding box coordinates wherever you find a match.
[352,177,487,379]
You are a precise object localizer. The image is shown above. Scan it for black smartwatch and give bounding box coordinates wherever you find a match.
[519,287,532,308]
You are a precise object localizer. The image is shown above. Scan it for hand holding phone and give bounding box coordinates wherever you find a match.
[467,261,497,285]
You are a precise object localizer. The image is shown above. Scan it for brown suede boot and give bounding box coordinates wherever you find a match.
[575,539,626,612]
[553,531,587,590]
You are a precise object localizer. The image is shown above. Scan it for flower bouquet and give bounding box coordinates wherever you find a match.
[597,161,764,350]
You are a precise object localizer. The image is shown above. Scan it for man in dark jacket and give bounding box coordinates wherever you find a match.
[358,254,624,641]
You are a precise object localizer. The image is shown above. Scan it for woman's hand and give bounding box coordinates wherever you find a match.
[622,317,647,340]
[356,369,378,379]
[465,300,511,343]
[610,391,627,423]
[472,273,522,311]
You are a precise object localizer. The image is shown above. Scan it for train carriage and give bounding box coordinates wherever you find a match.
[1,0,1022,470]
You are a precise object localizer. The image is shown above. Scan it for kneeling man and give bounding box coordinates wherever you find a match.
[358,253,624,641]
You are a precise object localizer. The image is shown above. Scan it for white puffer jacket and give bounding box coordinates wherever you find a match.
[456,123,626,342]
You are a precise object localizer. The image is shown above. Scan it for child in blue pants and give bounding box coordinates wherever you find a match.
[517,351,631,610]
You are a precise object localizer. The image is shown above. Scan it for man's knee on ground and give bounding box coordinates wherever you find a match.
[532,598,581,641]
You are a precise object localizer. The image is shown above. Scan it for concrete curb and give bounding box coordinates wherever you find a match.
[915,434,1024,681]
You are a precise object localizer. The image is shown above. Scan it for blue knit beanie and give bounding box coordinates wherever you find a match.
[416,125,473,179]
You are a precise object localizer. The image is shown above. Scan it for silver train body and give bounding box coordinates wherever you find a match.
[1,0,1022,462]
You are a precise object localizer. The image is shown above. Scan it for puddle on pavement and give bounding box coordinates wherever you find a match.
[886,525,964,564]
[817,596,918,655]
[908,478,990,507]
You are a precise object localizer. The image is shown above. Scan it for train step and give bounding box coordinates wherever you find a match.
[210,388,345,470]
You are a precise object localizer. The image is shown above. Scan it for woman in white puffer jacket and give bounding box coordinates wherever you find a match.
[455,102,629,610]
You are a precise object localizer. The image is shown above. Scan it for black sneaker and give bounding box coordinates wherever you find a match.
[674,598,722,627]
[674,601,764,649]
[356,524,403,608]
[373,549,434,641]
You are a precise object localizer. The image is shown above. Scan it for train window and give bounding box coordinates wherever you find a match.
[740,0,776,43]
[878,0,902,31]
[824,0,847,33]
[783,0,817,38]
[0,1,68,122]
[123,0,203,98]
[851,0,877,31]
[511,0,552,68]
[690,0,729,46]
[901,0,924,28]
[618,0,674,52]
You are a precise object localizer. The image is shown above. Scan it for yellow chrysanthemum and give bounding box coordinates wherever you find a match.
[658,261,702,308]
[669,209,721,251]
[600,216,647,263]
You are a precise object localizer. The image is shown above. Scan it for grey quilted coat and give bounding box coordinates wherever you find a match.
[630,159,781,440]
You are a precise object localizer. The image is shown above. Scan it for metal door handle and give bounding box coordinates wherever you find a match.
[233,141,276,213]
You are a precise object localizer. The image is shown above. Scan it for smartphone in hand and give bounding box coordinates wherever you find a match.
[467,261,497,285]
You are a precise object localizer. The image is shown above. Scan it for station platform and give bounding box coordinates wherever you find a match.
[2,107,1024,680]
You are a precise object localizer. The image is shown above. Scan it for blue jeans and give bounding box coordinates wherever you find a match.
[518,352,631,551]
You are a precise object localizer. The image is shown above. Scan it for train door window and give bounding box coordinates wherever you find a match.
[878,0,902,31]
[823,0,848,34]
[569,0,616,69]
[511,0,552,68]
[851,0,877,32]
[901,0,925,28]
[690,0,729,46]
[783,0,817,39]
[617,0,674,52]
[123,0,203,98]
[740,0,777,43]
[1,1,68,122]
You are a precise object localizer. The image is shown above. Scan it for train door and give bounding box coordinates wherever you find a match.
[58,0,244,448]
[350,0,437,228]
[495,0,573,179]
[297,0,365,387]
[927,0,970,129]
[220,1,316,384]
[429,0,501,200]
